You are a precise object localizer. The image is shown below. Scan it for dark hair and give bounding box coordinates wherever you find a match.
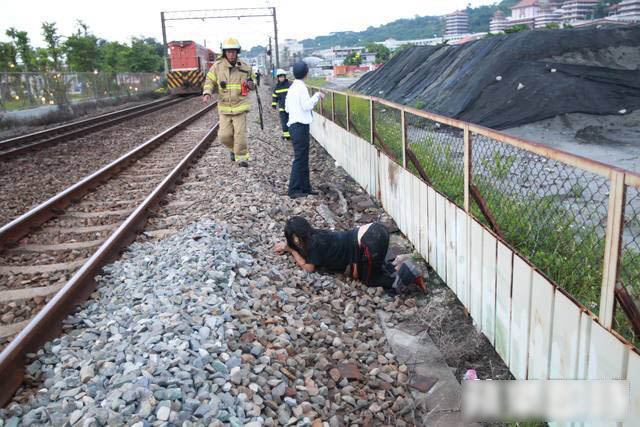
[293,61,309,79]
[284,216,315,259]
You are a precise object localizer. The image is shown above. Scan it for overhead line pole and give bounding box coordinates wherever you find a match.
[160,12,169,74]
[272,7,280,69]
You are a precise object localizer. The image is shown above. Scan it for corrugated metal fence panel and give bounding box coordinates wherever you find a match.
[411,174,421,252]
[312,116,639,425]
[419,182,429,264]
[469,219,484,327]
[528,271,555,380]
[435,194,447,280]
[626,351,640,426]
[455,207,469,309]
[510,255,533,380]
[587,322,628,381]
[495,241,513,365]
[549,291,581,380]
[427,187,437,268]
[577,311,593,380]
[482,230,498,346]
[445,201,458,295]
[586,320,629,427]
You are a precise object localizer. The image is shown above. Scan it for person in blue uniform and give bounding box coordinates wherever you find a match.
[272,69,292,140]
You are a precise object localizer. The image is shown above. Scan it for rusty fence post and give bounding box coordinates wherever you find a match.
[346,94,350,132]
[600,171,626,328]
[331,91,335,123]
[464,125,472,213]
[370,99,375,145]
[401,109,407,168]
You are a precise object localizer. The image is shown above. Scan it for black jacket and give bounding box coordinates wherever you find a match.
[272,79,291,111]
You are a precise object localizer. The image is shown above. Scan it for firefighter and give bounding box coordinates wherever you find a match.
[271,69,291,141]
[203,38,255,167]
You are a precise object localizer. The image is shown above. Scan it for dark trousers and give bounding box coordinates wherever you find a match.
[288,122,312,195]
[279,111,290,139]
[358,223,394,289]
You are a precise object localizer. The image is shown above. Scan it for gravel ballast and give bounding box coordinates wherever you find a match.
[1,219,423,426]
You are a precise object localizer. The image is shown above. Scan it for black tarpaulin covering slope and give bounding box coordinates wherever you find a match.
[350,27,640,129]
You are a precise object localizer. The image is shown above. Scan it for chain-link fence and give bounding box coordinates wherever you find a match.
[310,86,640,348]
[0,72,163,111]
[373,101,402,165]
[333,93,347,130]
[405,112,465,206]
[471,131,610,314]
[618,185,640,345]
[320,90,332,120]
[347,95,370,141]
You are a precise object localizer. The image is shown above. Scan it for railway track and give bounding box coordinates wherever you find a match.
[0,96,189,160]
[0,101,220,405]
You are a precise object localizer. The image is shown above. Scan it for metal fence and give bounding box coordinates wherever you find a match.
[0,72,164,111]
[311,86,640,349]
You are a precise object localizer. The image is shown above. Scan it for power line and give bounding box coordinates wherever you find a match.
[160,7,280,73]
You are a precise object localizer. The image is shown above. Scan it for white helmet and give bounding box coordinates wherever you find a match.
[276,69,287,77]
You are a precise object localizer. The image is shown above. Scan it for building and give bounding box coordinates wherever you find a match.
[379,37,443,50]
[534,3,564,27]
[561,0,599,22]
[616,0,640,21]
[490,11,508,32]
[445,10,469,37]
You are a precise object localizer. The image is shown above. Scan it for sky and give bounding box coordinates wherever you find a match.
[1,0,499,51]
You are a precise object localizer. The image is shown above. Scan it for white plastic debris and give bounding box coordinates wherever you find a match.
[463,369,478,380]
[495,75,502,81]
[517,83,525,90]
[619,109,627,114]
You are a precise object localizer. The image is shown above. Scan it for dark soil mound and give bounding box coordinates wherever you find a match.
[351,26,640,129]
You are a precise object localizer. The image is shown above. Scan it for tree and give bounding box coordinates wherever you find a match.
[504,24,529,34]
[123,38,163,72]
[6,28,35,71]
[343,52,362,66]
[98,41,129,72]
[0,42,17,71]
[364,42,390,64]
[64,20,100,72]
[41,22,64,70]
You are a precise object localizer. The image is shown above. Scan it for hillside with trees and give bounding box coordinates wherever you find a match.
[300,0,527,49]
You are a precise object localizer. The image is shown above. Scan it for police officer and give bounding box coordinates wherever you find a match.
[203,38,255,167]
[271,69,291,141]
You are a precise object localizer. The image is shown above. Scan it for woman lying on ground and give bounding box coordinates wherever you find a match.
[274,216,426,294]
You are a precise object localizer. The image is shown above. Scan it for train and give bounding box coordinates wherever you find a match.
[166,41,216,95]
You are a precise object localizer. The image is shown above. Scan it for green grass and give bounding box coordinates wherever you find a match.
[323,90,640,348]
[306,77,328,87]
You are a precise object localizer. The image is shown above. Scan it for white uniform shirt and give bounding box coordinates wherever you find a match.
[285,79,321,127]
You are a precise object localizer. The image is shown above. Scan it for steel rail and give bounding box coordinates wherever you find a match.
[0,101,216,248]
[0,113,219,407]
[0,96,189,160]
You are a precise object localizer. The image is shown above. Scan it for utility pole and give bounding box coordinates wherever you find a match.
[160,12,169,74]
[268,36,273,76]
[272,7,280,69]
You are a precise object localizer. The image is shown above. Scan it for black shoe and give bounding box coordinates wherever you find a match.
[230,152,236,162]
[238,161,248,168]
[288,192,307,199]
[307,190,319,196]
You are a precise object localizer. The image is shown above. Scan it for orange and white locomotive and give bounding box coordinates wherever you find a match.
[167,41,215,95]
